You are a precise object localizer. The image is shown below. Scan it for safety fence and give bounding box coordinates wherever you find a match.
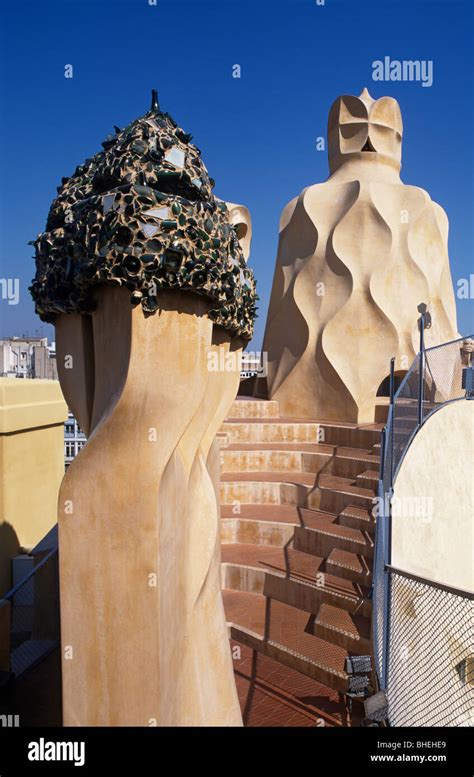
[384,568,473,727]
[372,333,474,726]
[3,547,60,679]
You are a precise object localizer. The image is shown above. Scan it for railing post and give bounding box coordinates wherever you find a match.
[382,555,392,692]
[418,314,425,426]
[381,357,396,692]
[389,356,396,405]
[389,357,395,491]
[378,473,392,693]
[379,426,386,481]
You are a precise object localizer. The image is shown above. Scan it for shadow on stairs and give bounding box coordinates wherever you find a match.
[219,396,386,727]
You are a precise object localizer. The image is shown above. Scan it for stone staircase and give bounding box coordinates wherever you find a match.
[219,397,384,706]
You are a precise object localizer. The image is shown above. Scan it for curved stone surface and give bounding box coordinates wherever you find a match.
[58,288,243,726]
[46,96,254,726]
[262,89,459,422]
[55,214,251,726]
[392,400,473,591]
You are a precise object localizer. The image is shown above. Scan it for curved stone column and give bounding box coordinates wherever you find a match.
[262,88,459,422]
[30,94,256,726]
[57,287,243,725]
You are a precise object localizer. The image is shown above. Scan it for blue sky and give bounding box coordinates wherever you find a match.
[0,0,473,348]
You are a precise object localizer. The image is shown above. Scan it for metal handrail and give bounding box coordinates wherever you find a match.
[3,546,58,601]
[392,352,419,403]
[424,333,472,352]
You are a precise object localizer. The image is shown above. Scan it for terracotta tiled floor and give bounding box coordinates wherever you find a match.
[230,640,352,727]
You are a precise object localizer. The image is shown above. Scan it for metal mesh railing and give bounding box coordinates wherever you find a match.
[4,548,60,678]
[391,336,472,482]
[424,337,469,407]
[372,333,474,725]
[391,358,422,483]
[386,570,474,727]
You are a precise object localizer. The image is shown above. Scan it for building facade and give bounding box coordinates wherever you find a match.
[0,337,58,380]
[64,412,87,468]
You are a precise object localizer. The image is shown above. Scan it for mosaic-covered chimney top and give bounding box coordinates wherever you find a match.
[30,90,257,339]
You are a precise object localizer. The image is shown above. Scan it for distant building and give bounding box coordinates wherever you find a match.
[0,336,83,467]
[64,412,87,468]
[0,337,58,380]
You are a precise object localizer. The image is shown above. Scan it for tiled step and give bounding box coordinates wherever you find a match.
[293,519,374,560]
[220,471,316,506]
[230,639,349,727]
[224,442,326,452]
[221,472,316,485]
[221,503,302,524]
[220,446,333,475]
[222,444,380,479]
[219,400,378,705]
[223,588,267,635]
[222,448,303,474]
[333,448,380,479]
[216,431,231,447]
[263,567,372,618]
[311,603,372,655]
[326,548,373,586]
[221,517,295,547]
[298,507,342,530]
[338,505,376,534]
[223,589,351,694]
[221,505,333,546]
[374,402,389,423]
[221,542,325,592]
[312,475,376,513]
[220,418,383,452]
[221,419,321,444]
[318,422,384,450]
[228,399,280,419]
[355,470,380,490]
[220,472,376,511]
[221,542,371,617]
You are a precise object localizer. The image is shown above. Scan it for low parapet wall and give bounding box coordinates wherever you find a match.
[392,400,473,591]
[0,379,67,596]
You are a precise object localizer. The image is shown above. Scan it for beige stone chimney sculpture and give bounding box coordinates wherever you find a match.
[30,93,257,725]
[262,88,459,422]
